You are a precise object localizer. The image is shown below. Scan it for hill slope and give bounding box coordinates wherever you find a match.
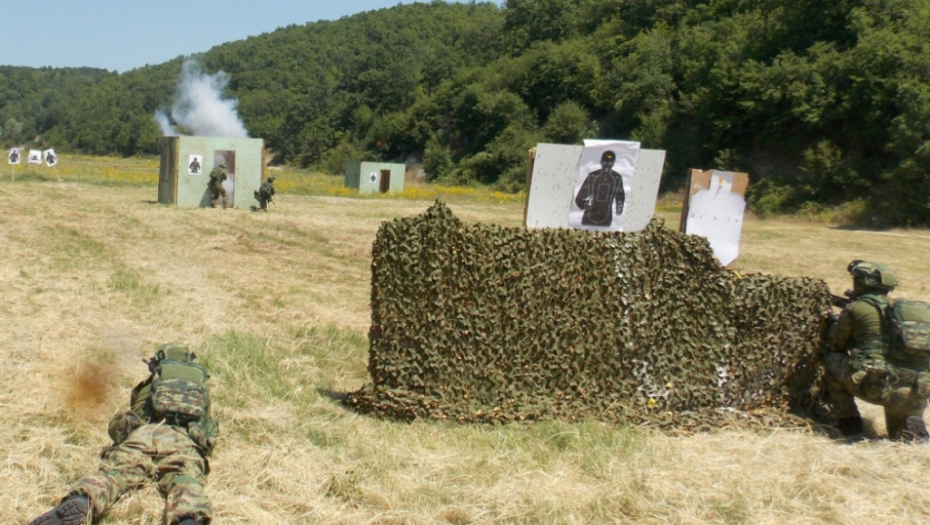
[3,1,930,224]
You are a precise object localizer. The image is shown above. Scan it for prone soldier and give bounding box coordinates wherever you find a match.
[28,343,219,525]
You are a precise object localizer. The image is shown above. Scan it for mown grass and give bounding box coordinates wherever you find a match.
[4,155,930,524]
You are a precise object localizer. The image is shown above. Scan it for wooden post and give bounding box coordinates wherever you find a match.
[523,147,536,226]
[678,169,696,233]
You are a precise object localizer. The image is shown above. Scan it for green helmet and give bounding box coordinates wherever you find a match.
[847,260,898,291]
[156,342,193,361]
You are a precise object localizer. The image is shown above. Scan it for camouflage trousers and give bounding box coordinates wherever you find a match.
[822,351,929,437]
[69,424,211,525]
[210,185,227,208]
[253,190,269,210]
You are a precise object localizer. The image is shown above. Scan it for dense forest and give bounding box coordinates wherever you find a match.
[1,0,928,225]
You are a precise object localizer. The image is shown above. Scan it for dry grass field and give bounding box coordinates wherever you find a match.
[3,157,930,524]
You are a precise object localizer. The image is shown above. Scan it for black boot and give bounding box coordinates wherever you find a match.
[835,416,863,437]
[176,519,204,525]
[901,416,929,443]
[28,495,89,525]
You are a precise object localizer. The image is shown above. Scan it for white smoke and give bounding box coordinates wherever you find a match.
[154,59,249,138]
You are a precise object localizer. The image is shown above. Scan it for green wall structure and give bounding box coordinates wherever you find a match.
[345,161,405,194]
[158,136,265,209]
[347,202,831,432]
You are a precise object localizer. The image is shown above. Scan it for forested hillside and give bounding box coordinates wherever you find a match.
[1,0,928,225]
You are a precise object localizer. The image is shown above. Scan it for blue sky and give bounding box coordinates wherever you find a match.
[0,0,451,73]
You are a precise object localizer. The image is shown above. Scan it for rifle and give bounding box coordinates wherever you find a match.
[824,289,857,328]
[830,289,856,309]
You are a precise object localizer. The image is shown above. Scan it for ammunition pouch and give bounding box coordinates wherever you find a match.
[187,421,215,456]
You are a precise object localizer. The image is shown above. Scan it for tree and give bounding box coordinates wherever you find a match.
[503,0,583,49]
[541,101,597,144]
[0,118,17,145]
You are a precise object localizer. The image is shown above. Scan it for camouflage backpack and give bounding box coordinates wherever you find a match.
[145,344,210,426]
[886,299,930,363]
[259,181,274,200]
[208,167,226,185]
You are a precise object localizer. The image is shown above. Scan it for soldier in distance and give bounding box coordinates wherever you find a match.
[208,164,227,209]
[251,176,275,212]
[822,260,930,441]
[27,343,219,525]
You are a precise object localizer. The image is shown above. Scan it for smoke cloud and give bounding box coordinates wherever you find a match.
[155,59,249,138]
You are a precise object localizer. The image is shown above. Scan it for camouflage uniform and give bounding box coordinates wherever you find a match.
[70,424,212,524]
[30,344,217,525]
[824,293,929,438]
[252,177,275,211]
[208,166,227,209]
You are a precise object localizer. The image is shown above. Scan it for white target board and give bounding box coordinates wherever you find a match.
[681,169,749,267]
[525,143,666,232]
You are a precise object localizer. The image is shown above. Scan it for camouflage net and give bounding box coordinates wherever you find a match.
[346,202,831,431]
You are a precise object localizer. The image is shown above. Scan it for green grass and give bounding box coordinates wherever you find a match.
[108,266,168,307]
[25,154,527,205]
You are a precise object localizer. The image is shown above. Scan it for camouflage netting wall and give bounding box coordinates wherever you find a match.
[346,202,831,431]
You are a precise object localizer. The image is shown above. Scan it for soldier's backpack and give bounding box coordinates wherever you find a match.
[886,299,930,361]
[146,344,210,426]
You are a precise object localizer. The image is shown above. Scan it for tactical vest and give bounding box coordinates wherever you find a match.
[852,294,889,357]
[133,345,210,426]
[209,170,226,186]
[107,345,219,454]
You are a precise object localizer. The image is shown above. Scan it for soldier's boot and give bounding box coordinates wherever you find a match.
[835,416,863,437]
[901,416,929,443]
[28,495,89,525]
[175,519,204,525]
[885,407,910,440]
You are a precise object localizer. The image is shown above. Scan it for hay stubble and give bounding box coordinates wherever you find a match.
[3,169,930,524]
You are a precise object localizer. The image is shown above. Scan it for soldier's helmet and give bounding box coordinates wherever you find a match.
[217,163,226,169]
[267,177,276,183]
[155,342,194,361]
[848,260,898,292]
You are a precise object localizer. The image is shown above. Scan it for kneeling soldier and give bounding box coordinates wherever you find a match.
[252,176,275,212]
[823,260,930,441]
